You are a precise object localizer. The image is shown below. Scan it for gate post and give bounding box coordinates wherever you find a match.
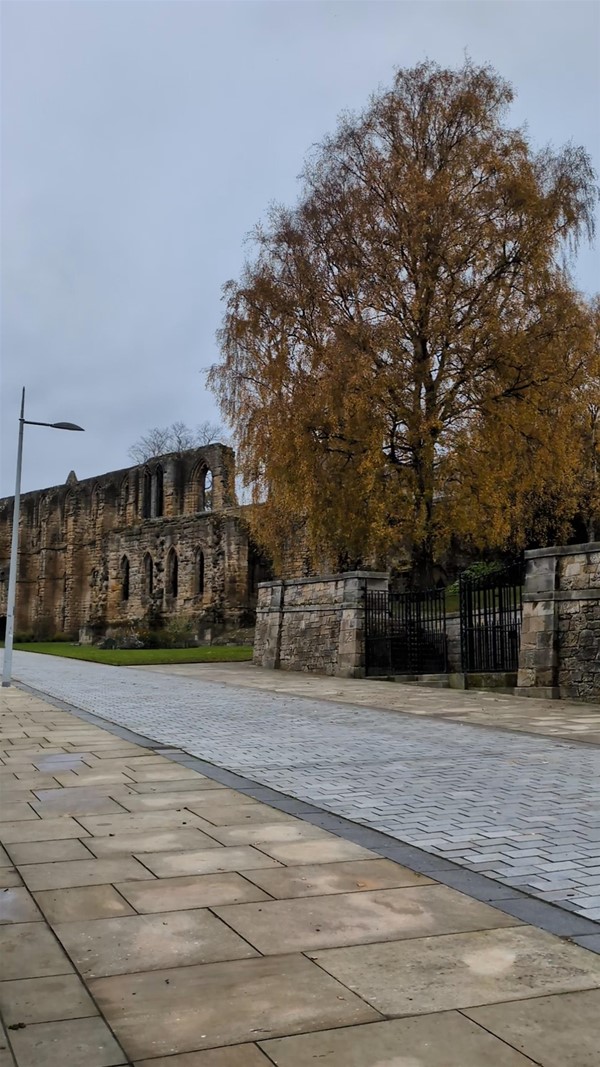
[517,549,560,697]
[459,574,471,673]
[253,579,285,670]
[339,572,388,677]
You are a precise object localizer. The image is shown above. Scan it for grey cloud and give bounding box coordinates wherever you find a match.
[2,0,598,493]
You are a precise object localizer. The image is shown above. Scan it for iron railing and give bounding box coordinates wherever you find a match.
[365,589,447,677]
[459,561,524,673]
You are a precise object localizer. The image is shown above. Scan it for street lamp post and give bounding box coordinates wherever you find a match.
[2,387,84,687]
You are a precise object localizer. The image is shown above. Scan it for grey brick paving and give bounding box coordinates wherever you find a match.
[7,650,600,923]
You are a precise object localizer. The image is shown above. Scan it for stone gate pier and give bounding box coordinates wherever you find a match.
[253,572,387,677]
[518,542,600,701]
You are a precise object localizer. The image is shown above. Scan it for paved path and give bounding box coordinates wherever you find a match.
[145,661,600,745]
[8,652,600,924]
[2,685,600,1066]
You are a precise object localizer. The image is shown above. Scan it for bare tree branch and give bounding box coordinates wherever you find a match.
[128,421,226,463]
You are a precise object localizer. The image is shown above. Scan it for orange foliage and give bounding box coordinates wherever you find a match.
[209,61,598,581]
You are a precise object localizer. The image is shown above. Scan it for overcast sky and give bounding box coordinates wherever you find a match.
[1,0,598,494]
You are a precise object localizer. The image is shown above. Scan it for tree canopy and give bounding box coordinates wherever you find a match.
[571,296,600,541]
[209,60,598,582]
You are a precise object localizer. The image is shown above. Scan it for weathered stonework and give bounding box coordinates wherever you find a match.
[254,572,388,677]
[518,542,600,701]
[445,613,461,673]
[0,445,270,640]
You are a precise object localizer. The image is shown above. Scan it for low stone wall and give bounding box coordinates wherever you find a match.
[518,542,600,701]
[256,547,600,698]
[253,572,387,677]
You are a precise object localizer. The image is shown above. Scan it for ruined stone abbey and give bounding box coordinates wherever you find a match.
[0,444,270,640]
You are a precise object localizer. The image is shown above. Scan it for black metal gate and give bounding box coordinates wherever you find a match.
[459,562,524,673]
[365,589,447,677]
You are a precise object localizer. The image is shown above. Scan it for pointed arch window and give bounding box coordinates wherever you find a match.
[120,477,130,518]
[120,555,130,601]
[143,553,154,596]
[154,465,164,517]
[203,470,213,511]
[91,486,101,522]
[248,546,272,599]
[64,492,76,538]
[166,547,178,598]
[195,548,205,596]
[142,469,152,518]
[141,465,164,518]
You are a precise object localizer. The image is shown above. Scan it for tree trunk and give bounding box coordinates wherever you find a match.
[409,333,438,590]
[411,538,436,590]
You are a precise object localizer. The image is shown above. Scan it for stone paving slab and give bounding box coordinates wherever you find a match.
[7,1017,126,1067]
[90,955,382,1058]
[75,811,214,835]
[256,838,378,865]
[308,925,600,1015]
[214,884,520,954]
[0,888,42,924]
[112,790,230,812]
[242,857,432,897]
[464,989,600,1067]
[139,844,284,877]
[0,1017,16,1067]
[8,651,600,920]
[84,827,220,857]
[134,1050,272,1067]
[19,856,154,891]
[205,819,337,846]
[0,869,22,889]
[0,975,98,1026]
[34,885,136,923]
[0,922,74,980]
[0,803,41,822]
[114,872,270,912]
[6,839,95,864]
[128,778,225,793]
[2,684,600,1067]
[51,771,135,787]
[0,817,90,843]
[31,791,129,816]
[261,1013,540,1066]
[54,909,259,977]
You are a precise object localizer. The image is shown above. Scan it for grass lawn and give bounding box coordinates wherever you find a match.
[444,586,520,616]
[445,590,460,615]
[9,643,254,667]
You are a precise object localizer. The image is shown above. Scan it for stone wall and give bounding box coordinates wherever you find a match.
[518,542,600,701]
[254,572,388,677]
[446,613,461,673]
[0,445,271,640]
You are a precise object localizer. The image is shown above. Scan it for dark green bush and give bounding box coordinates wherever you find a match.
[445,560,506,596]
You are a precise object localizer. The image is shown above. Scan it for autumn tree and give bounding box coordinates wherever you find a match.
[128,420,225,464]
[571,297,600,541]
[209,61,597,583]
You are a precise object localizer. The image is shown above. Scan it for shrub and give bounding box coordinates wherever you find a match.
[446,560,506,595]
[162,615,197,648]
[32,617,54,641]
